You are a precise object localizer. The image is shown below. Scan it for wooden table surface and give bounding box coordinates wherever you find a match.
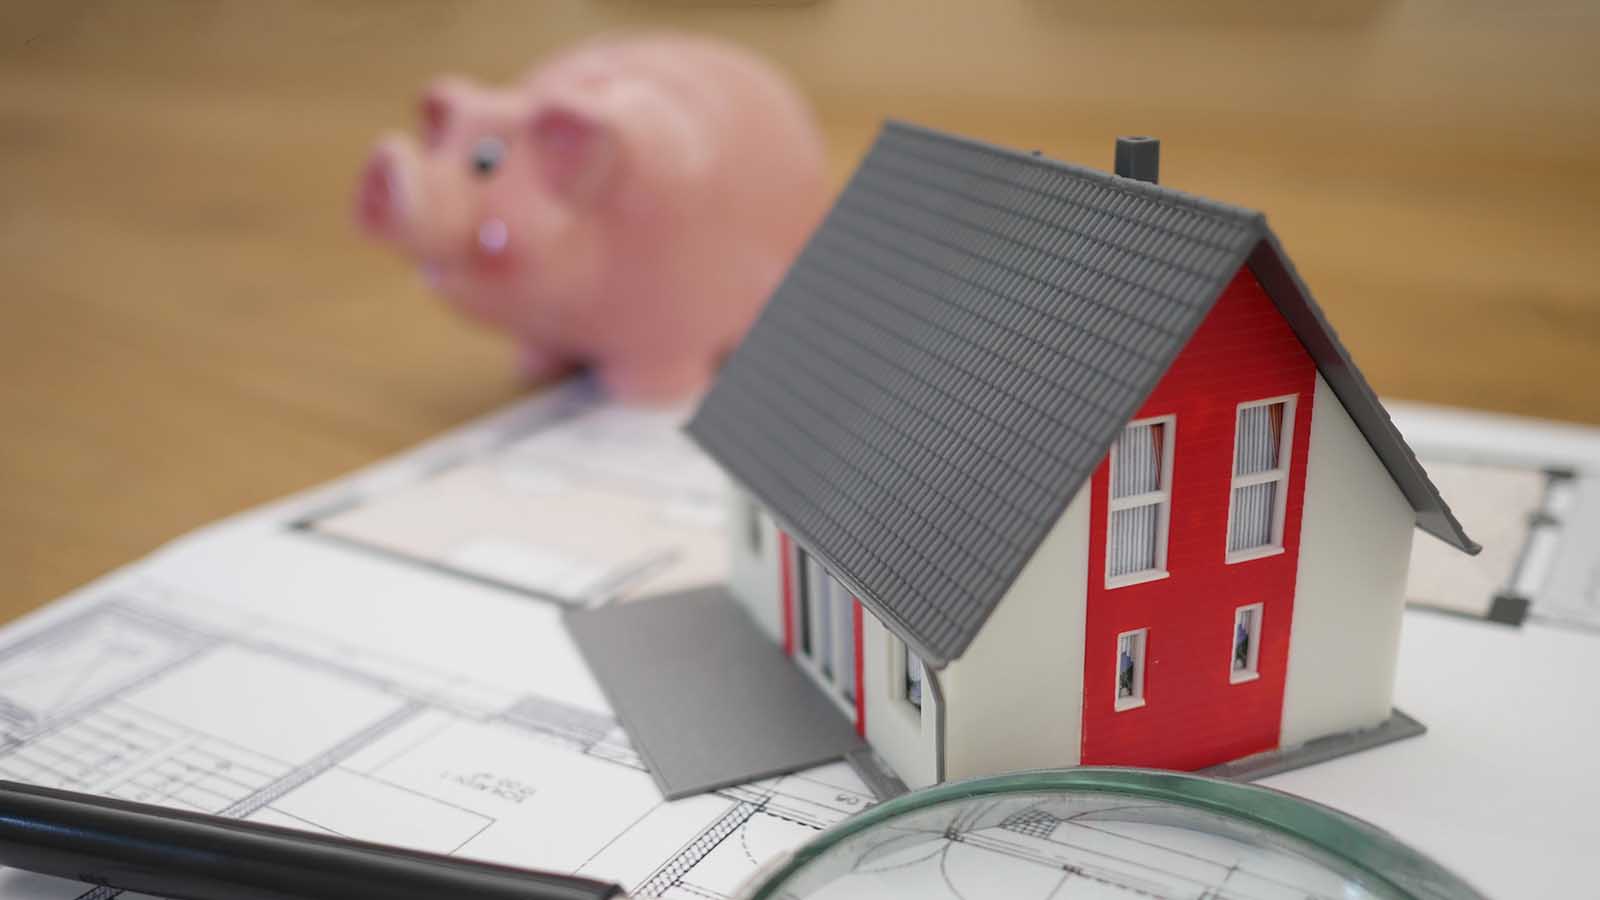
[3,1,1598,625]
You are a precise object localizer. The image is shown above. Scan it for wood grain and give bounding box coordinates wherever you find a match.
[2,1,1597,625]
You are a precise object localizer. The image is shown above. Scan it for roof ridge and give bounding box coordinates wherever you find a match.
[882,118,1268,229]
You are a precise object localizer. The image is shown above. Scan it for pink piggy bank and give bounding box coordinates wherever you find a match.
[356,33,829,402]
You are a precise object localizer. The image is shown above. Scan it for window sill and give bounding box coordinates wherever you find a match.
[1229,670,1261,685]
[1225,545,1285,565]
[1105,569,1170,590]
[1114,697,1146,712]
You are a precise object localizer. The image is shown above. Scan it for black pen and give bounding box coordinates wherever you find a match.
[0,780,622,900]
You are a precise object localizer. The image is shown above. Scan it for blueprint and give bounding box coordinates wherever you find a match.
[305,384,728,607]
[0,530,874,900]
[1403,459,1555,621]
[781,793,1389,900]
[2,380,1598,899]
[1392,401,1600,630]
[0,380,874,900]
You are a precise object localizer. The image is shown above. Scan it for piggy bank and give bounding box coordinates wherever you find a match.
[356,33,829,402]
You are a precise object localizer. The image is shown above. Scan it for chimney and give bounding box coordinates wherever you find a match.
[1115,136,1160,184]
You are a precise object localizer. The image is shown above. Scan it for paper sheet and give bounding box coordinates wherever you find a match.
[307,385,730,606]
[3,382,1599,899]
[1403,459,1546,618]
[1391,401,1600,629]
[0,382,874,900]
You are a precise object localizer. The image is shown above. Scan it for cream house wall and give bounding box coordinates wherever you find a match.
[939,486,1091,781]
[862,615,941,788]
[725,487,783,644]
[1281,373,1416,745]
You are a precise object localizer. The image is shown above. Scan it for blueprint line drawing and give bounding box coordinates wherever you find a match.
[0,386,1590,899]
[1403,459,1559,625]
[301,386,730,609]
[0,558,876,900]
[780,794,1384,899]
[1390,402,1600,632]
[0,605,206,746]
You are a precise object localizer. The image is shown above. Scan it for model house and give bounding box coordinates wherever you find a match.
[685,122,1478,789]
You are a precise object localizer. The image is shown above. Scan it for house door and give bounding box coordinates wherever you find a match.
[793,549,862,724]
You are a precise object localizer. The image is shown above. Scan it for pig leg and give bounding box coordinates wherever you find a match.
[516,343,575,384]
[597,355,717,404]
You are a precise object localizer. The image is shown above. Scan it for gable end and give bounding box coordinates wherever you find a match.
[1247,237,1479,554]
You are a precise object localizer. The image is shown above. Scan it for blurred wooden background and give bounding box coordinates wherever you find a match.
[2,1,1597,623]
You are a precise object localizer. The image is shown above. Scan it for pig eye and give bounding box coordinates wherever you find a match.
[471,137,504,177]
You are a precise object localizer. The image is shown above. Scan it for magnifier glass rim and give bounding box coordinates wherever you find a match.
[747,766,1486,900]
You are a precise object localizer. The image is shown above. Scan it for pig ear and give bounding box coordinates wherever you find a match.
[529,105,617,205]
[418,76,473,149]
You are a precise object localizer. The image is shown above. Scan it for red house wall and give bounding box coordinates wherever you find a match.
[1080,265,1317,770]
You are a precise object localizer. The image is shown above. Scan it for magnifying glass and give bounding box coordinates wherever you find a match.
[0,769,1487,900]
[740,767,1488,900]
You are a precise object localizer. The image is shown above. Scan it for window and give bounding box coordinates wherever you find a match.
[1231,604,1263,682]
[890,635,925,712]
[1114,628,1147,711]
[904,644,924,711]
[743,498,763,554]
[1107,417,1174,585]
[796,553,813,656]
[1227,398,1295,560]
[809,556,833,677]
[795,549,859,709]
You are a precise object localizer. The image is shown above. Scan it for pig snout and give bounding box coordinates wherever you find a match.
[355,135,512,275]
[355,135,419,243]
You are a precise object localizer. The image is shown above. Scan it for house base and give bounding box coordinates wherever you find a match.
[1200,708,1426,782]
[843,748,910,800]
[569,579,1424,800]
[847,710,1425,801]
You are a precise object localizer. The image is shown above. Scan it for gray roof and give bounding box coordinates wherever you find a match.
[687,120,1477,668]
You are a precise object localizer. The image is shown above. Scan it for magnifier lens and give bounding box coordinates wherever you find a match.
[748,769,1483,900]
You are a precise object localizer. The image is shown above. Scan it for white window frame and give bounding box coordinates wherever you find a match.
[1230,603,1263,684]
[793,548,859,718]
[1106,415,1176,589]
[1225,396,1297,564]
[1114,628,1148,711]
[889,630,928,714]
[902,640,928,711]
[889,630,928,707]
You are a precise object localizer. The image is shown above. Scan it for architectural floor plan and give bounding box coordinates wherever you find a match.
[306,385,729,607]
[1394,401,1600,630]
[0,527,874,900]
[783,795,1384,899]
[1,381,1596,899]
